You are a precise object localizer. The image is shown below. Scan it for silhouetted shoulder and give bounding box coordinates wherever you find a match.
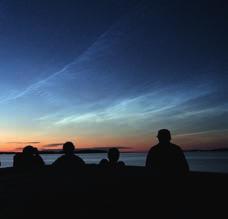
[146,129,189,175]
[148,144,159,152]
[145,144,159,168]
[34,155,45,166]
[74,155,86,165]
[99,159,109,166]
[100,148,125,168]
[52,154,85,168]
[147,143,183,154]
[169,143,189,173]
[13,153,22,167]
[146,143,189,174]
[52,141,85,168]
[13,146,45,169]
[146,144,161,158]
[117,161,125,167]
[169,143,183,151]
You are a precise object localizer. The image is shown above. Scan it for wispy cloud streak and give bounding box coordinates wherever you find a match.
[42,143,64,148]
[54,86,213,126]
[0,2,144,104]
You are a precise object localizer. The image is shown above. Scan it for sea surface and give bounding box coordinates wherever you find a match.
[1,151,228,173]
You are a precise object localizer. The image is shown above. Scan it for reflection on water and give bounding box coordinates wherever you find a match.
[1,151,228,173]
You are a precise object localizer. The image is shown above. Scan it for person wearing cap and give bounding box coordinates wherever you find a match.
[146,129,189,175]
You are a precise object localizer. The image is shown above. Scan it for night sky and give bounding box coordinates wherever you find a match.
[0,0,227,151]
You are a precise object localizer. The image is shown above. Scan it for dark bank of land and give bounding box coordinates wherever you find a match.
[0,165,227,218]
[1,147,228,154]
[186,148,228,152]
[0,149,107,154]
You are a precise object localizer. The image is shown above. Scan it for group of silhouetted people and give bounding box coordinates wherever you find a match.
[13,145,45,169]
[10,129,189,175]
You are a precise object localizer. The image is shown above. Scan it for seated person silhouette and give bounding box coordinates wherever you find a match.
[99,148,125,167]
[13,145,45,169]
[146,129,189,175]
[33,147,45,167]
[52,141,85,168]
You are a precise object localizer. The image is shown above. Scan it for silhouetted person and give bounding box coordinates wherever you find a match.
[146,129,189,175]
[13,145,45,169]
[13,152,22,167]
[33,147,45,167]
[99,158,109,166]
[99,148,125,167]
[52,142,85,168]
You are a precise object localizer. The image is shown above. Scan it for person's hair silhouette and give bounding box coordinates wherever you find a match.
[13,145,45,169]
[63,141,75,155]
[108,148,120,163]
[99,148,125,167]
[146,129,189,175]
[52,141,85,168]
[157,129,171,143]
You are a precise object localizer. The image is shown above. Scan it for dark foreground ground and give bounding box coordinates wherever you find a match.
[0,165,227,218]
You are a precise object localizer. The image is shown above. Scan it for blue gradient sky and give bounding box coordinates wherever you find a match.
[0,0,227,151]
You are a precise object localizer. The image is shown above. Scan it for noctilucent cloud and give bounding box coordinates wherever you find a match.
[0,0,227,151]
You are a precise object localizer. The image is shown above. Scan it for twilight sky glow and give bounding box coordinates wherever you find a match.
[0,0,227,152]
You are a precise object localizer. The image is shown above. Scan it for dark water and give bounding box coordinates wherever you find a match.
[1,151,228,173]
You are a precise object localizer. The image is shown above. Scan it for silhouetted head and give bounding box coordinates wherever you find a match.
[23,145,34,155]
[157,129,171,143]
[63,142,75,155]
[108,148,120,163]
